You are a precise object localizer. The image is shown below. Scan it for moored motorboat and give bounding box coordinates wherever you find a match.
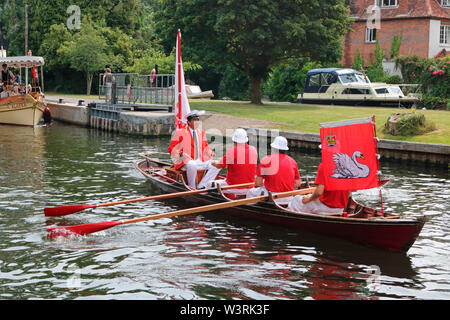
[298,68,419,107]
[134,157,426,253]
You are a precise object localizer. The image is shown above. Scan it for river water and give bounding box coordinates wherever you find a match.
[0,122,448,300]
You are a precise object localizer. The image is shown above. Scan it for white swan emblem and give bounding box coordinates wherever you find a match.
[330,151,370,179]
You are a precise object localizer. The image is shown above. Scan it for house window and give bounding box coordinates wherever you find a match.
[442,0,450,7]
[366,28,377,43]
[377,0,397,7]
[440,25,450,45]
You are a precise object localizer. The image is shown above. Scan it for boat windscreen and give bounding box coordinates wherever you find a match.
[338,73,369,84]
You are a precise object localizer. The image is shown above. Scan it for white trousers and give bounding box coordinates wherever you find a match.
[245,186,292,205]
[207,179,251,195]
[288,195,343,215]
[183,159,220,189]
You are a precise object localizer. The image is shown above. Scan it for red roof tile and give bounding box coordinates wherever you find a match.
[350,0,450,21]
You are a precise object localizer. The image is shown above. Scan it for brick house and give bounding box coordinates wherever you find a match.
[342,0,450,67]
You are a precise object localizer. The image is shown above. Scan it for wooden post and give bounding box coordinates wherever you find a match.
[25,5,29,94]
[41,65,44,93]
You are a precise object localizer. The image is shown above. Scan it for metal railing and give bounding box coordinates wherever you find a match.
[98,73,175,107]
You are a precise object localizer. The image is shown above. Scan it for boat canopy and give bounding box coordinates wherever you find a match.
[303,68,368,93]
[0,56,45,68]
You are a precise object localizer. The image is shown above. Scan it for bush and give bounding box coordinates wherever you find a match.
[384,75,402,84]
[395,56,450,109]
[384,112,435,136]
[263,61,323,102]
[420,94,449,110]
[217,64,250,100]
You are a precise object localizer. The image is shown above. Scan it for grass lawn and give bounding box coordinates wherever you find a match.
[190,100,450,145]
[46,91,99,100]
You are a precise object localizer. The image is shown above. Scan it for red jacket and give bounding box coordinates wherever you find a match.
[168,127,213,169]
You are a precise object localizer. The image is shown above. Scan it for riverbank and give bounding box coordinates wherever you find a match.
[190,100,450,145]
[46,93,450,145]
[45,95,449,166]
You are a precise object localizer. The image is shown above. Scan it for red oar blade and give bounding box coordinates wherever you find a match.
[47,221,123,240]
[44,204,97,217]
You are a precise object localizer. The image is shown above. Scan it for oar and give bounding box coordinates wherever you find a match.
[44,182,254,217]
[46,187,315,240]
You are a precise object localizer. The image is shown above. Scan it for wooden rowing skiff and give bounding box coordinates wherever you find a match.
[134,157,426,252]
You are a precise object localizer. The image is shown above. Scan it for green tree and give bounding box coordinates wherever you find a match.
[125,47,200,75]
[352,48,365,71]
[155,0,351,104]
[366,38,387,82]
[264,60,322,103]
[39,23,72,69]
[58,18,110,95]
[0,0,26,56]
[389,34,402,60]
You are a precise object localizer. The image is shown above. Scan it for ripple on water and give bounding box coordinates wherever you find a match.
[0,123,448,300]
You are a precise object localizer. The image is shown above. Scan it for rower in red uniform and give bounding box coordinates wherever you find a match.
[246,136,302,204]
[210,128,258,196]
[288,162,349,214]
[168,110,219,189]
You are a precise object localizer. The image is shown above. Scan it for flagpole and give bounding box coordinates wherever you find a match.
[177,29,182,128]
[372,115,385,217]
[174,29,191,130]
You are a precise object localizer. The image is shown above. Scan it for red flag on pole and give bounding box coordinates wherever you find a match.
[174,29,191,129]
[320,117,380,191]
[32,65,39,83]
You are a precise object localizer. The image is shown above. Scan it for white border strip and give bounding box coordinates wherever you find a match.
[320,117,373,129]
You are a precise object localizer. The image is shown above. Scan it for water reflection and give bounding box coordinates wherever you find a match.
[162,212,419,299]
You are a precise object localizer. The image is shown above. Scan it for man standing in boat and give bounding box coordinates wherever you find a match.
[168,110,220,189]
[1,64,15,85]
[209,128,258,197]
[288,162,349,214]
[246,136,302,204]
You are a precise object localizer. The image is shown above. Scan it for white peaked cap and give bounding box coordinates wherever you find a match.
[185,110,206,121]
[270,136,289,150]
[232,128,248,143]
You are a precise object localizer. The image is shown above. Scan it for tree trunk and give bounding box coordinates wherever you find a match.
[86,72,93,95]
[250,75,262,105]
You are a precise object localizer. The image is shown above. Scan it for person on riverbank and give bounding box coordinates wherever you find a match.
[102,67,114,102]
[168,110,219,189]
[150,64,158,87]
[246,136,302,204]
[209,128,258,197]
[288,162,349,214]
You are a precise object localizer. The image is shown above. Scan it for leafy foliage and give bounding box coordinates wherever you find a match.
[395,56,450,109]
[390,34,402,60]
[263,61,322,103]
[125,47,200,75]
[155,0,351,104]
[57,18,110,95]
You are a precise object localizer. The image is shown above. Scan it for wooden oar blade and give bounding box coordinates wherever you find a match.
[47,221,123,240]
[44,204,96,217]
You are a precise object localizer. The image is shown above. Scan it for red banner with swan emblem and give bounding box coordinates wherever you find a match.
[319,118,379,191]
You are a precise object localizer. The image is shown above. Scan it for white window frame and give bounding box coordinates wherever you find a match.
[440,25,450,45]
[377,0,398,7]
[441,0,450,8]
[366,27,377,43]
